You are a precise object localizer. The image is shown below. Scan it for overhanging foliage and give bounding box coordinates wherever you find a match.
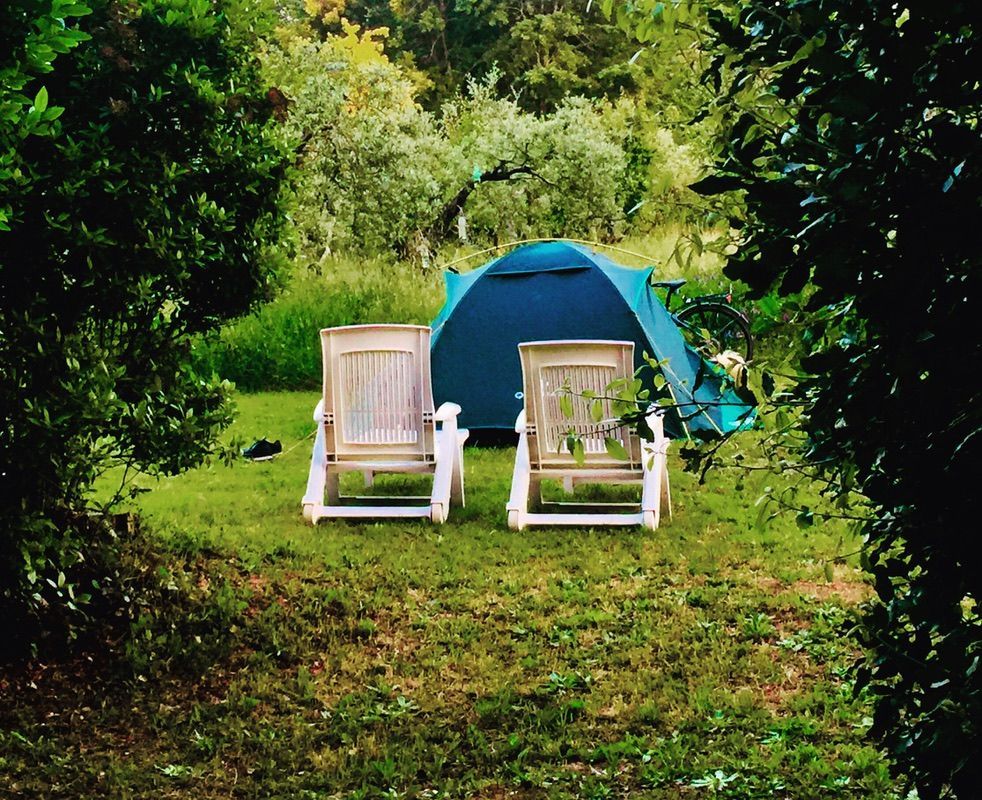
[0,0,290,656]
[605,1,979,795]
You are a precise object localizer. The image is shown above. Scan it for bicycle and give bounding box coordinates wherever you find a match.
[651,278,754,362]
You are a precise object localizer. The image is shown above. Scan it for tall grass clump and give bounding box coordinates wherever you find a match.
[194,257,444,391]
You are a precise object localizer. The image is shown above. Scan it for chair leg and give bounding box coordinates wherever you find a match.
[507,431,532,530]
[326,470,340,505]
[431,418,457,523]
[530,475,544,512]
[363,470,374,488]
[641,446,665,531]
[302,418,328,523]
[451,431,466,508]
[661,458,672,521]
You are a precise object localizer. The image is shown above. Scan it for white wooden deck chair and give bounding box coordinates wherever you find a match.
[302,324,467,524]
[506,340,671,531]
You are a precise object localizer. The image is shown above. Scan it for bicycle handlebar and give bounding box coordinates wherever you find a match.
[650,278,687,290]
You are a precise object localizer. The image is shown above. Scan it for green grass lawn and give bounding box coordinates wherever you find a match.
[0,392,897,799]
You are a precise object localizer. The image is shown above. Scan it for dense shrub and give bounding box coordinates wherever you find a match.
[610,1,980,795]
[0,0,290,657]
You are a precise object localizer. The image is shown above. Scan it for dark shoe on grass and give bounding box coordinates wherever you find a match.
[243,438,282,461]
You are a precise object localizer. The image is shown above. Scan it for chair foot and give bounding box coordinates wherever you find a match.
[642,510,658,530]
[430,503,446,524]
[507,510,524,531]
[302,504,315,524]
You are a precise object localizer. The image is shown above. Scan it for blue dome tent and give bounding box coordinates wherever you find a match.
[430,240,754,440]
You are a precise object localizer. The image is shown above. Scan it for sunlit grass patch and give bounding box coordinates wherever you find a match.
[0,391,896,799]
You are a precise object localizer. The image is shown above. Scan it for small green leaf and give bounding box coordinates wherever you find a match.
[559,392,573,418]
[755,500,772,531]
[590,399,604,422]
[604,437,629,460]
[571,438,586,465]
[34,86,48,113]
[691,230,703,256]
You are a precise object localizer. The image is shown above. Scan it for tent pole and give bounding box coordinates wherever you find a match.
[437,237,662,273]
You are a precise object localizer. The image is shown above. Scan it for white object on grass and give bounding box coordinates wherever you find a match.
[506,340,671,531]
[302,324,467,524]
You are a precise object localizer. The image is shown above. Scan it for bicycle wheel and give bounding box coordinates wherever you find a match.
[675,301,754,361]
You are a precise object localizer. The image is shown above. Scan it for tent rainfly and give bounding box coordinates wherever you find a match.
[430,240,755,440]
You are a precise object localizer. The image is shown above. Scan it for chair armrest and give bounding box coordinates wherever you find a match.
[641,408,667,444]
[434,402,462,422]
[514,409,527,433]
[312,398,325,422]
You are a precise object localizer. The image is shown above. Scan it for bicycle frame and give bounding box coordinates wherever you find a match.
[650,278,734,314]
[650,276,753,361]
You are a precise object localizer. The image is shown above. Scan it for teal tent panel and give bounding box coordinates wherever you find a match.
[635,285,757,437]
[431,267,486,331]
[430,241,755,439]
[599,262,654,309]
[485,240,597,274]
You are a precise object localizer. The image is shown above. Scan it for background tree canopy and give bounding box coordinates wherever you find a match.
[261,17,703,262]
[301,0,650,111]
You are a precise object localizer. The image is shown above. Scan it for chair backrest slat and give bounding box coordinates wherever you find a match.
[339,349,419,444]
[539,364,619,455]
[519,340,640,469]
[321,325,434,461]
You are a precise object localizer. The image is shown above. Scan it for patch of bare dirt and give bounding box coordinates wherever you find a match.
[791,579,870,604]
[468,785,542,799]
[754,571,871,605]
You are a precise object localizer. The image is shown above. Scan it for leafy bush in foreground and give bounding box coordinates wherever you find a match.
[618,1,980,796]
[0,0,290,658]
